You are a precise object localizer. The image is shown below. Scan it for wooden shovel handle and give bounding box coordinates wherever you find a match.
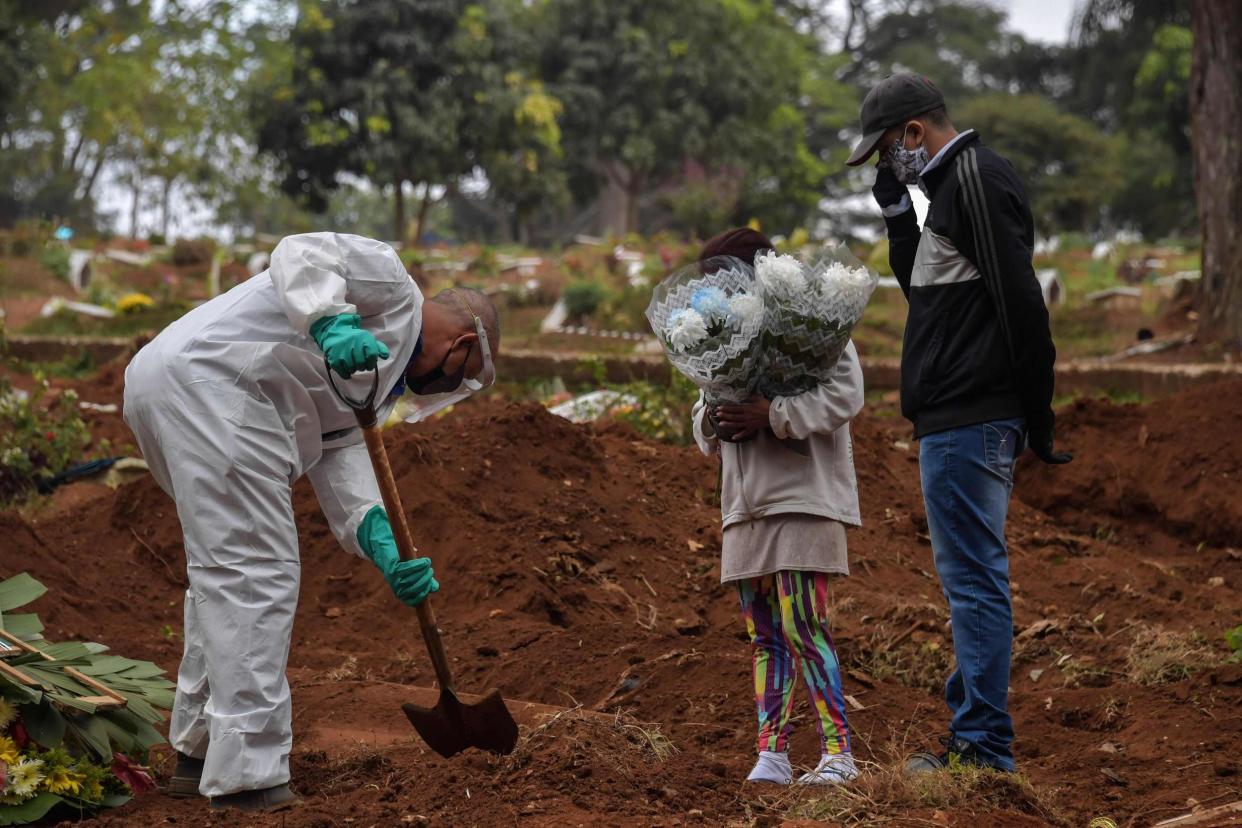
[355,408,456,694]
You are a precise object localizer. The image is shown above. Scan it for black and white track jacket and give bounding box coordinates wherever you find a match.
[885,131,1057,441]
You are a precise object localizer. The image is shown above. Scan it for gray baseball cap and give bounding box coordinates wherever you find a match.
[846,73,945,167]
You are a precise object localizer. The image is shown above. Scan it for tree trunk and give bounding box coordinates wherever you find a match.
[412,186,435,248]
[393,178,406,245]
[161,177,173,240]
[1191,2,1242,345]
[130,167,142,238]
[624,171,646,238]
[66,134,84,177]
[598,160,630,236]
[79,143,111,200]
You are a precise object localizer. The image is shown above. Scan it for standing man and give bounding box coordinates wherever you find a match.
[123,233,499,810]
[846,74,1070,773]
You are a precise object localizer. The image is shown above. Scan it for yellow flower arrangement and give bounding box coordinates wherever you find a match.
[0,733,19,766]
[114,292,156,314]
[81,774,104,803]
[42,765,84,796]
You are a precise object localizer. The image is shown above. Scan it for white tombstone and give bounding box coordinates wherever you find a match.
[67,250,93,292]
[1035,269,1065,307]
[103,248,152,267]
[539,299,569,334]
[246,251,271,276]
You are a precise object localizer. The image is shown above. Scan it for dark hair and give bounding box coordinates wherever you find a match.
[919,106,951,128]
[698,227,774,267]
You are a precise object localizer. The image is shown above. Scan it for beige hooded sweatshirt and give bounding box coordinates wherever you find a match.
[692,341,864,530]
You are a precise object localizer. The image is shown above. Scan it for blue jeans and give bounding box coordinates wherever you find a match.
[919,417,1025,771]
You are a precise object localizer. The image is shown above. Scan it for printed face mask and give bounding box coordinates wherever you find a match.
[887,126,929,186]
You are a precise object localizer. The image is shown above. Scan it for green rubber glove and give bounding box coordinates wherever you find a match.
[310,313,390,379]
[357,505,439,606]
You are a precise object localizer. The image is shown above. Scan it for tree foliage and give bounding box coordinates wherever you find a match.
[0,0,258,234]
[254,0,552,244]
[535,0,852,236]
[0,1,162,225]
[1064,0,1195,236]
[840,0,1063,101]
[0,0,1212,244]
[955,94,1119,233]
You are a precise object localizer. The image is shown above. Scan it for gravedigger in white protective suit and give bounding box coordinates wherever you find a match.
[122,233,499,812]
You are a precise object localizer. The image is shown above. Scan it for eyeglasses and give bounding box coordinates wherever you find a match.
[446,289,495,390]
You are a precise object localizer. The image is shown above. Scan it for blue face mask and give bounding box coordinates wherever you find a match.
[387,333,424,398]
[887,126,929,186]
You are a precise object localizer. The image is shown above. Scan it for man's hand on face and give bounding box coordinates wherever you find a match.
[872,163,908,210]
[713,396,772,443]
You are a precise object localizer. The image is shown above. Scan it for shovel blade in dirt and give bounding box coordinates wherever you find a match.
[402,686,519,758]
[330,387,521,760]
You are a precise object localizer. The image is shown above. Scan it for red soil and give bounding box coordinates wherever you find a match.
[2,381,1239,827]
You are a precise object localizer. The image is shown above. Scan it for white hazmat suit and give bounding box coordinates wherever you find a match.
[123,233,421,797]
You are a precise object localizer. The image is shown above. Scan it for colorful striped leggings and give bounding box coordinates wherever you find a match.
[737,570,851,755]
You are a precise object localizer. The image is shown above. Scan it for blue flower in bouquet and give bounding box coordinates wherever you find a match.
[690,286,730,323]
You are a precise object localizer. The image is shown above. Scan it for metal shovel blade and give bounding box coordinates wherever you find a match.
[402,687,519,758]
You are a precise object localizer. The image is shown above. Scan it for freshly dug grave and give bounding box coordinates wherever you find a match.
[3,384,1240,827]
[1019,379,1242,547]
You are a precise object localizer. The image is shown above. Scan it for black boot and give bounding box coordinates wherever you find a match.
[162,752,205,798]
[209,783,300,812]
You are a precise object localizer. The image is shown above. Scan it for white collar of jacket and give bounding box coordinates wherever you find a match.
[920,129,976,179]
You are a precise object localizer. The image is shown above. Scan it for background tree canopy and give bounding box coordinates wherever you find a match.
[0,0,1203,244]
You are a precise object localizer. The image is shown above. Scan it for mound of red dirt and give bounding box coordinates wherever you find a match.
[1020,379,1242,546]
[3,390,1238,827]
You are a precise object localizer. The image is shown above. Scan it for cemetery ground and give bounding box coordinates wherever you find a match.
[2,360,1240,826]
[1,237,1239,826]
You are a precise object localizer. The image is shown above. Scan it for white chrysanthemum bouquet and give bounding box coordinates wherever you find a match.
[646,244,876,402]
[754,244,877,397]
[644,256,767,404]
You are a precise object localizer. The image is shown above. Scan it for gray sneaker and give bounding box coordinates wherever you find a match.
[903,749,950,775]
[164,752,204,799]
[209,784,300,812]
[904,735,1000,776]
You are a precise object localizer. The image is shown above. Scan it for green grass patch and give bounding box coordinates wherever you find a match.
[11,349,97,379]
[21,303,190,338]
[786,756,1068,827]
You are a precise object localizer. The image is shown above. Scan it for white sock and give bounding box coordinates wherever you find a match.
[797,752,859,786]
[747,750,792,784]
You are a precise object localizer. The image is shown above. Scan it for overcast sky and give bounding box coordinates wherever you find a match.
[999,0,1080,43]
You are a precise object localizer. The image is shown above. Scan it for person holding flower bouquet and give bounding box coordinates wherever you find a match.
[684,228,866,787]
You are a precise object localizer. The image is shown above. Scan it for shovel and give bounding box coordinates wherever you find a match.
[327,365,519,757]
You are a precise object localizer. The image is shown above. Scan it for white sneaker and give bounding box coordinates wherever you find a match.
[797,752,859,785]
[746,750,793,784]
